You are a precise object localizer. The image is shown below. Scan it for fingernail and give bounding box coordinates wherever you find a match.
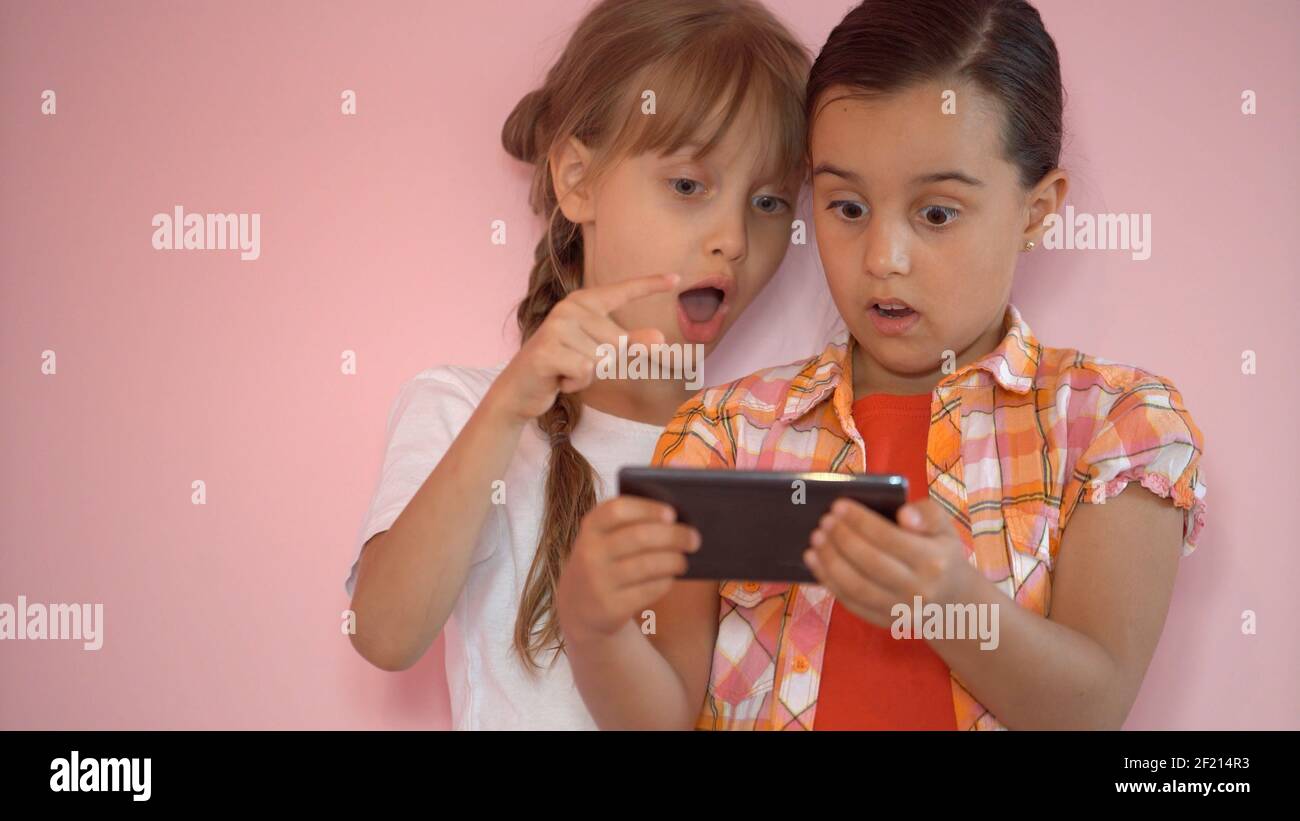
[832,499,851,515]
[810,529,825,547]
[803,549,819,570]
[690,530,702,551]
[901,506,921,528]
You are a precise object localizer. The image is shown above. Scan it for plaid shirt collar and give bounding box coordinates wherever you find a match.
[779,302,1042,424]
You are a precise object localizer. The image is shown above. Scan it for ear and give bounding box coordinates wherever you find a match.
[1022,168,1069,246]
[549,136,597,224]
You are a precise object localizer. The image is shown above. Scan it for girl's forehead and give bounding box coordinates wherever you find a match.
[634,93,803,183]
[810,82,1008,175]
[814,79,998,128]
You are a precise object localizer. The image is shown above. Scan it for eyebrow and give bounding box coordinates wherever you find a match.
[666,143,793,187]
[670,141,706,154]
[812,162,863,184]
[912,170,985,187]
[813,163,985,188]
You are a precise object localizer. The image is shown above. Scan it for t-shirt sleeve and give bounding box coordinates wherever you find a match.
[1062,375,1208,557]
[344,370,490,599]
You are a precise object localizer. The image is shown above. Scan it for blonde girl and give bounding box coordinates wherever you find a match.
[345,0,810,730]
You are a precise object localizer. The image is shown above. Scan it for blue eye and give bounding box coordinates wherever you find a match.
[920,205,959,227]
[828,200,866,221]
[752,194,789,214]
[670,178,703,197]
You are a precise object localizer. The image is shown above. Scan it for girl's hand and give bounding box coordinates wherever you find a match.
[803,497,979,628]
[556,495,700,646]
[486,273,680,423]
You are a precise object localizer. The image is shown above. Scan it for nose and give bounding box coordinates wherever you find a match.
[862,213,910,279]
[708,203,748,263]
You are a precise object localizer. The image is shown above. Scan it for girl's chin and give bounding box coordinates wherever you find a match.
[850,320,926,350]
[850,333,940,375]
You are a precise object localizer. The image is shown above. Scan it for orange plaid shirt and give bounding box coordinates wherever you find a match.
[650,303,1208,730]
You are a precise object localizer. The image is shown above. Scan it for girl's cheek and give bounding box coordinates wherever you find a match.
[754,228,791,278]
[822,256,861,299]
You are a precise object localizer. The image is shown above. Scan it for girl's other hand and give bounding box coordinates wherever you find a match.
[804,497,978,628]
[556,495,700,646]
[486,273,679,423]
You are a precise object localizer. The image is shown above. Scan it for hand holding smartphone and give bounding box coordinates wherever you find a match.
[618,467,908,583]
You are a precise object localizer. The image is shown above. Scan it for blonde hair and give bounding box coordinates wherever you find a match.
[501,0,810,670]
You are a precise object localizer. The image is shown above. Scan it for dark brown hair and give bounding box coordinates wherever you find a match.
[500,0,810,671]
[806,0,1063,188]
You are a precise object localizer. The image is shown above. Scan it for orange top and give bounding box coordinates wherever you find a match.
[655,305,1208,730]
[815,392,958,730]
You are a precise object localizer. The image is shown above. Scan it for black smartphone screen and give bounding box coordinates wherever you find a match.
[617,467,908,583]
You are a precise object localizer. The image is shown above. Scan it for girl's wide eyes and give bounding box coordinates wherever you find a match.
[828,200,866,221]
[825,200,960,228]
[668,179,789,214]
[669,177,703,196]
[752,194,789,214]
[920,205,959,227]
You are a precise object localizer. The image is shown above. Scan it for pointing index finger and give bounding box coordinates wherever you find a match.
[581,273,680,315]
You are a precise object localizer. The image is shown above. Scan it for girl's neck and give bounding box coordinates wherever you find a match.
[850,310,1008,398]
[577,376,696,427]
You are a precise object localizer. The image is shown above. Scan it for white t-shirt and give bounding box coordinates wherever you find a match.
[345,364,666,730]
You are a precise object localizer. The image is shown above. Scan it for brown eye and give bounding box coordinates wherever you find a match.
[922,205,958,226]
[831,201,865,220]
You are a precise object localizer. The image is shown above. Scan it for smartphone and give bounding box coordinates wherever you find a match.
[617,467,908,583]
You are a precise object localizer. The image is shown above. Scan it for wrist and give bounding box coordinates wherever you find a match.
[947,560,994,608]
[563,614,637,653]
[927,560,996,623]
[479,382,532,431]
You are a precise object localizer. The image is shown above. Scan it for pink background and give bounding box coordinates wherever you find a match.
[1,0,1295,729]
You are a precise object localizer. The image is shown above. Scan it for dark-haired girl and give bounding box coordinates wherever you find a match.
[566,0,1207,730]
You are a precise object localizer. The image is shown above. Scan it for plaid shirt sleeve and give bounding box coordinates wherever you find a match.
[1062,373,1208,556]
[650,388,738,470]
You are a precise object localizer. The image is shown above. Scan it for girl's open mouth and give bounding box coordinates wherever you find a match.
[676,280,731,344]
[679,287,724,322]
[869,299,920,336]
